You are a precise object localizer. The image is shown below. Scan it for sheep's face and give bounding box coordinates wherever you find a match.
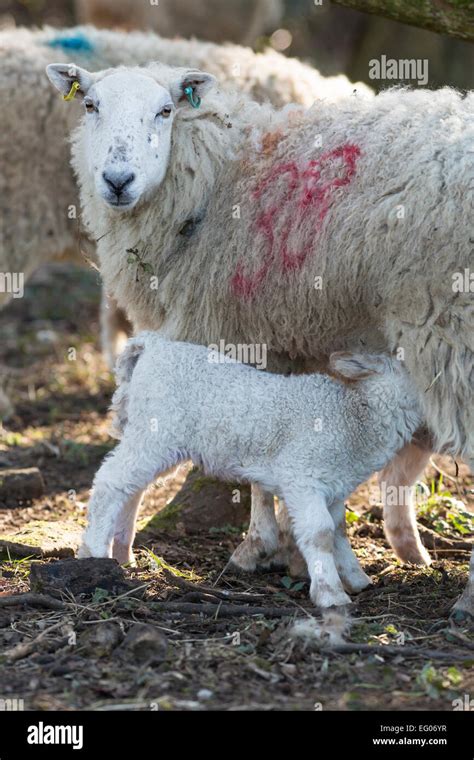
[46,63,216,211]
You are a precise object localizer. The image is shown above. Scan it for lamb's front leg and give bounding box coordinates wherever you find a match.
[112,490,146,564]
[331,499,372,594]
[230,484,279,571]
[79,442,159,559]
[283,488,351,609]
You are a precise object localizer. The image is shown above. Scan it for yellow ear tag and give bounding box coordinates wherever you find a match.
[63,81,80,101]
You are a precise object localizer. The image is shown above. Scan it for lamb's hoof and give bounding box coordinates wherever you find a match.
[112,543,137,566]
[77,543,93,559]
[310,582,352,610]
[271,545,309,578]
[341,572,372,595]
[230,536,277,573]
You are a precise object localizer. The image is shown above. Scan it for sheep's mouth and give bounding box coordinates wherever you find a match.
[103,194,137,211]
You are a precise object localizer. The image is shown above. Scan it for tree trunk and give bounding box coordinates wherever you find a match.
[330,0,474,42]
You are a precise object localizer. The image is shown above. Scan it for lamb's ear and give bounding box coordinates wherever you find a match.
[171,69,217,108]
[329,352,385,380]
[46,63,95,100]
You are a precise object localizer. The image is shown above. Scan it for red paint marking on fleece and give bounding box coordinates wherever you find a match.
[230,144,361,300]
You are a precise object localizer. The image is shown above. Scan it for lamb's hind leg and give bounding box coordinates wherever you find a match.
[230,484,279,571]
[331,499,372,594]
[283,487,351,609]
[380,440,431,566]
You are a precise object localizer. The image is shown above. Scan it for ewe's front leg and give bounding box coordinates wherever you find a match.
[283,488,351,609]
[230,484,279,571]
[331,499,372,594]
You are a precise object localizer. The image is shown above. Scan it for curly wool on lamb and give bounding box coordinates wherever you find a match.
[81,333,422,609]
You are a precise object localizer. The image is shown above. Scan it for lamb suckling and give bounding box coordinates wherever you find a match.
[46,61,474,613]
[79,334,422,610]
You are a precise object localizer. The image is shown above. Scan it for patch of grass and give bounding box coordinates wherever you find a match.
[418,476,474,538]
[143,548,201,582]
[417,664,464,701]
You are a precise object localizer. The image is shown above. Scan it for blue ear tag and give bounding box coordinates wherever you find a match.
[184,85,201,109]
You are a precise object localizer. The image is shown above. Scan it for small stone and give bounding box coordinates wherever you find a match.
[0,520,82,558]
[197,689,213,701]
[0,468,45,505]
[79,622,124,657]
[30,558,130,598]
[119,624,168,665]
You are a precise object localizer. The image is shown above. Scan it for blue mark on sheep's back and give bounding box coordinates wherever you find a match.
[46,34,95,54]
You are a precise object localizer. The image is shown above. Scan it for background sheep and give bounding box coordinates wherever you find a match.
[46,61,473,613]
[75,0,284,46]
[80,335,423,611]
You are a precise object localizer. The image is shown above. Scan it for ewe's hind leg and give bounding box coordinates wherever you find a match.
[380,441,431,566]
[79,442,163,559]
[331,499,372,593]
[453,459,474,619]
[230,484,279,571]
[283,488,351,609]
[453,547,474,620]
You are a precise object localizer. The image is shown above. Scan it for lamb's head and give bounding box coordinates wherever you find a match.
[329,352,423,431]
[46,62,216,211]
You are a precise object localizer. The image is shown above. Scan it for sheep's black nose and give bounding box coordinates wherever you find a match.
[102,170,135,195]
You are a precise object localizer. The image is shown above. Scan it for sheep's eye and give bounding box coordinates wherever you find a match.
[159,106,172,119]
[84,99,97,113]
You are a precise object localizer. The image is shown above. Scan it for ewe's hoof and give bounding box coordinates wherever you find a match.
[451,590,474,627]
[450,609,473,626]
[394,541,432,567]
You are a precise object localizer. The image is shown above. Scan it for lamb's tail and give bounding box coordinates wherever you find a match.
[109,335,147,439]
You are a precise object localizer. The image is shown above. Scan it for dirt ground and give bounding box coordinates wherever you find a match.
[0,264,472,711]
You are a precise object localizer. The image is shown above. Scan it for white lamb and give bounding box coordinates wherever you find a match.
[79,334,422,610]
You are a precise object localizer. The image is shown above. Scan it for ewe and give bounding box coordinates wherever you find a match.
[80,335,422,610]
[0,25,371,366]
[46,62,474,616]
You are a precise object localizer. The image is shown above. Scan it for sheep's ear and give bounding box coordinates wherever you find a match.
[329,352,385,380]
[46,63,95,100]
[172,69,217,108]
